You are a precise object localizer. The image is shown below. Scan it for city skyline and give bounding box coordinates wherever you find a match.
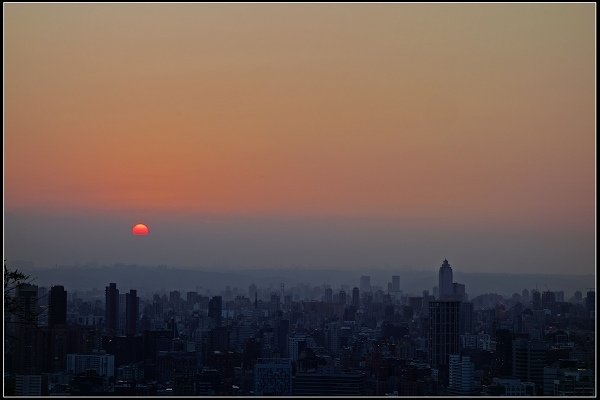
[5,260,595,396]
[4,3,595,275]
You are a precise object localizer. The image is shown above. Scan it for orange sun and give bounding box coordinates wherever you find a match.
[132,223,149,236]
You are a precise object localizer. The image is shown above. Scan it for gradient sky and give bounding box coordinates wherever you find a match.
[4,4,596,274]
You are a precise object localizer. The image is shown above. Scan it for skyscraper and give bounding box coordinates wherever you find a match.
[428,300,460,370]
[125,289,139,336]
[453,282,466,302]
[324,287,333,303]
[118,293,127,335]
[585,291,595,315]
[449,355,474,395]
[392,275,400,292]
[512,338,547,395]
[459,301,474,335]
[531,290,542,310]
[14,283,38,325]
[208,296,222,327]
[254,358,292,396]
[275,319,289,357]
[438,259,453,300]
[541,291,556,311]
[325,321,340,353]
[48,285,67,327]
[12,284,39,374]
[352,287,360,307]
[288,335,308,362]
[105,283,119,335]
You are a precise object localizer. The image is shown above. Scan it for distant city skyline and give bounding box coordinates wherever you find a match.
[11,262,594,301]
[5,262,595,396]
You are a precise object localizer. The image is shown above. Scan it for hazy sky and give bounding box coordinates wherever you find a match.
[4,4,595,274]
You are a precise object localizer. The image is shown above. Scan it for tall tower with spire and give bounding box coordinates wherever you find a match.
[439,259,454,300]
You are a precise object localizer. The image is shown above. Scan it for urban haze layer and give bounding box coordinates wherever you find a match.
[4,259,595,396]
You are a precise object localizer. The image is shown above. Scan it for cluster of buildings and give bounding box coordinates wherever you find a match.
[4,260,595,396]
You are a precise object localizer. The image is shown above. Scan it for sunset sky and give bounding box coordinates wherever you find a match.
[4,4,595,274]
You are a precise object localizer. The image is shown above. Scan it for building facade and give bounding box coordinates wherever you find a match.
[66,353,115,378]
[105,283,119,335]
[428,301,460,370]
[254,358,292,396]
[49,286,67,327]
[438,259,453,299]
[448,355,474,394]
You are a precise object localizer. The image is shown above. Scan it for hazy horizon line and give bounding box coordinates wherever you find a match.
[11,262,595,277]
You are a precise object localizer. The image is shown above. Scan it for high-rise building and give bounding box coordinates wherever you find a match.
[125,289,139,336]
[392,275,400,292]
[48,325,68,373]
[254,358,292,396]
[66,353,115,378]
[324,287,333,303]
[531,290,542,310]
[118,293,127,335]
[352,287,360,307]
[541,291,556,311]
[585,291,595,315]
[459,302,474,335]
[512,338,547,395]
[453,282,466,302]
[494,329,514,377]
[14,283,38,325]
[15,375,47,396]
[275,319,290,357]
[11,284,39,375]
[208,296,222,327]
[325,321,340,353]
[438,259,453,299]
[288,335,308,362]
[105,283,119,335]
[449,355,474,395]
[48,285,67,327]
[338,290,347,305]
[428,301,460,369]
[360,276,371,294]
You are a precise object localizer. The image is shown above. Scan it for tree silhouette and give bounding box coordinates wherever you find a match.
[4,260,45,325]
